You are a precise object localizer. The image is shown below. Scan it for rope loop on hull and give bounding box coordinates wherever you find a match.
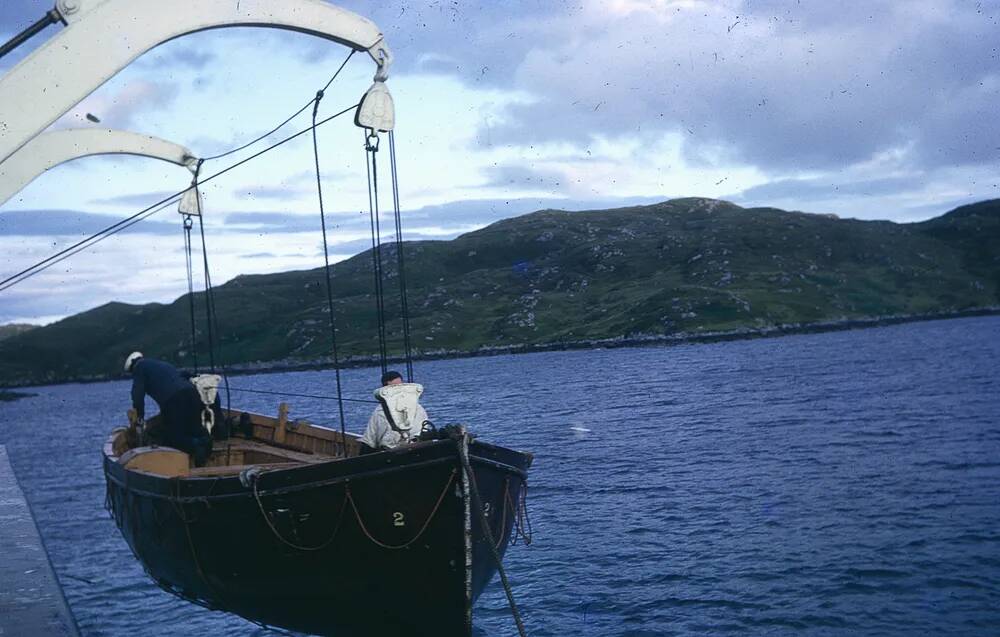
[252,479,350,552]
[508,481,534,546]
[347,468,457,550]
[246,466,458,552]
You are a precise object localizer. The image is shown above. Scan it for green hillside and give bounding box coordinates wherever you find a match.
[1,197,998,385]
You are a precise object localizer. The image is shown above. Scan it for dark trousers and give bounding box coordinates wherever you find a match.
[159,386,213,464]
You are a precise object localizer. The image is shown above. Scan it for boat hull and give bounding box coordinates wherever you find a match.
[103,436,531,636]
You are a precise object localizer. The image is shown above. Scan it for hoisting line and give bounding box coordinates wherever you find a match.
[0,9,63,60]
[457,433,529,637]
[223,386,376,404]
[182,213,199,373]
[0,102,359,293]
[388,131,415,382]
[364,132,389,375]
[311,89,349,454]
[188,160,232,413]
[190,163,216,373]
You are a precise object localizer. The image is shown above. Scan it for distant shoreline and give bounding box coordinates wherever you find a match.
[0,390,38,402]
[3,307,998,391]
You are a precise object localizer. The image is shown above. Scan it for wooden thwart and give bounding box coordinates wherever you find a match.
[111,405,359,477]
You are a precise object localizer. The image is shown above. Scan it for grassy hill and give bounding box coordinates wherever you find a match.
[1,197,997,385]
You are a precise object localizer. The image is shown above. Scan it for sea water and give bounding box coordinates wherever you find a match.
[1,315,998,636]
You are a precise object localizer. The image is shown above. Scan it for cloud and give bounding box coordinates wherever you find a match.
[137,45,216,71]
[223,196,669,238]
[13,0,995,183]
[492,1,999,172]
[220,210,390,237]
[0,230,190,324]
[231,184,314,201]
[333,1,561,85]
[394,196,666,230]
[222,210,399,237]
[223,211,326,233]
[731,175,928,203]
[89,191,184,208]
[0,209,177,236]
[481,164,567,192]
[336,0,1000,174]
[310,231,461,259]
[57,80,182,130]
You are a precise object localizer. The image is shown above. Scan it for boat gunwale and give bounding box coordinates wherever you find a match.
[103,431,531,503]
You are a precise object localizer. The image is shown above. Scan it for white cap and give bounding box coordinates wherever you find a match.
[124,351,143,373]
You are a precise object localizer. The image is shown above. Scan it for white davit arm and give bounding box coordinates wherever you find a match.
[0,128,197,207]
[0,0,394,164]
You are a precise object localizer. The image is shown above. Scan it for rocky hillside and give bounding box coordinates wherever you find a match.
[1,197,997,385]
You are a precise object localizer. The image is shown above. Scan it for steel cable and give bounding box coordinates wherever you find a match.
[311,89,350,452]
[363,132,389,374]
[388,131,415,381]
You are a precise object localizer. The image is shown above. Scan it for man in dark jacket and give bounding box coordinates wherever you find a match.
[124,351,212,466]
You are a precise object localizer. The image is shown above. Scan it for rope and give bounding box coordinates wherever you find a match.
[364,132,389,374]
[224,386,376,404]
[507,481,534,546]
[193,172,218,374]
[172,479,237,614]
[388,131,415,382]
[201,49,355,162]
[192,159,233,413]
[457,435,528,637]
[491,478,511,551]
[182,215,199,373]
[168,481,201,525]
[311,89,349,451]
[252,479,348,551]
[0,102,358,293]
[347,469,456,550]
[182,513,210,581]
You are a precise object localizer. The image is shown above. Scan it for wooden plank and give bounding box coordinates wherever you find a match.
[275,402,289,445]
[187,462,305,477]
[222,408,361,457]
[226,439,328,464]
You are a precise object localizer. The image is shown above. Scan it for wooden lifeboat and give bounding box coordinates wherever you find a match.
[102,407,532,636]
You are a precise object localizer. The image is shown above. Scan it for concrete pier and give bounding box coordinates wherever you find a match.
[0,445,80,637]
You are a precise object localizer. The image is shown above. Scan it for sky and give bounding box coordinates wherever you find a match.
[0,0,998,325]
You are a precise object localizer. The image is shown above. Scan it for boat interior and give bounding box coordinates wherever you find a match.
[107,403,361,478]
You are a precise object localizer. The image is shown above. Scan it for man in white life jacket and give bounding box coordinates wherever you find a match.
[359,370,430,454]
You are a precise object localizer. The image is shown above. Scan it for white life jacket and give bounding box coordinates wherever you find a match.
[374,383,425,442]
[189,374,221,432]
